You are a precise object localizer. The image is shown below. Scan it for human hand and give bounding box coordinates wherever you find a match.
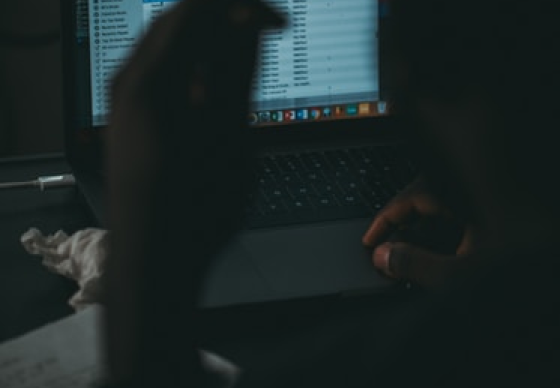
[362,176,476,288]
[107,0,284,270]
[104,1,283,386]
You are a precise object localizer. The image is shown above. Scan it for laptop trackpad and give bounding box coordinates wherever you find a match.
[241,219,395,300]
[199,237,275,308]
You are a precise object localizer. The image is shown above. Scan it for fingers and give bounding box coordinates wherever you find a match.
[362,197,415,247]
[362,188,445,248]
[373,242,460,288]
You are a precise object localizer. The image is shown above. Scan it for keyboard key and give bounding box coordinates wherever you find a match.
[265,188,286,200]
[261,201,289,215]
[288,185,314,200]
[312,181,336,194]
[287,197,314,211]
[315,194,340,208]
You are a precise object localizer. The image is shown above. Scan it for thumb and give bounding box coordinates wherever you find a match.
[373,242,460,288]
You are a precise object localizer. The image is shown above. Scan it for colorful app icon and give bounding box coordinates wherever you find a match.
[358,103,371,115]
[259,111,271,122]
[309,108,321,120]
[334,106,345,117]
[296,109,309,120]
[284,110,296,121]
[377,101,388,114]
[248,112,258,124]
[270,111,284,122]
[322,107,332,118]
[346,104,358,116]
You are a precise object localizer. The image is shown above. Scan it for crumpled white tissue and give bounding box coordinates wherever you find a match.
[21,227,108,311]
[20,227,242,388]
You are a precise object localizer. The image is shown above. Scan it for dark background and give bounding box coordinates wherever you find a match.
[0,0,84,346]
[0,0,64,157]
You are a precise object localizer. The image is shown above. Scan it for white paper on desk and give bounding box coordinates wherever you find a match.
[0,304,107,388]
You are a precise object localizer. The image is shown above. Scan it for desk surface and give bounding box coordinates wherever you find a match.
[0,154,418,388]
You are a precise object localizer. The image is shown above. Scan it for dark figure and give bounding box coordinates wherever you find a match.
[103,0,560,387]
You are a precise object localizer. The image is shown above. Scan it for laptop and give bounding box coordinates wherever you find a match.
[60,0,417,309]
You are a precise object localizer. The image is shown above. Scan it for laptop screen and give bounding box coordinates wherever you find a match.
[69,0,388,131]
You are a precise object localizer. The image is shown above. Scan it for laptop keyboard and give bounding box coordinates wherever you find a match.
[244,144,417,229]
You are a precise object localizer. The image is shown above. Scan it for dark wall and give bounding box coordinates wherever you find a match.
[0,0,63,157]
